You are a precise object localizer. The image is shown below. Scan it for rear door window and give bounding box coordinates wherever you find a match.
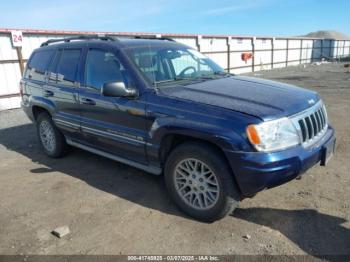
[25,50,55,81]
[52,49,82,86]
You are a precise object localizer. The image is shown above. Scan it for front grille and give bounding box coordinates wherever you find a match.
[291,101,328,146]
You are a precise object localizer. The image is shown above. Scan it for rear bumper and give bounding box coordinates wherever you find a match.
[21,100,34,122]
[225,126,335,197]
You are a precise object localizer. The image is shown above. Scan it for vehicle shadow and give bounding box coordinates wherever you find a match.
[0,123,184,219]
[233,207,350,260]
[1,123,350,258]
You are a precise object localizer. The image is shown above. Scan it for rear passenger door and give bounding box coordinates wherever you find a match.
[78,46,147,164]
[46,48,83,138]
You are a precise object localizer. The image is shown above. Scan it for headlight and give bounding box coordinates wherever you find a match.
[246,117,300,152]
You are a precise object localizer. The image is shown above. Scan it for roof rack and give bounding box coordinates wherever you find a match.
[40,35,117,47]
[133,36,176,42]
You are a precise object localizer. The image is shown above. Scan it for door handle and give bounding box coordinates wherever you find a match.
[81,98,96,105]
[43,90,54,97]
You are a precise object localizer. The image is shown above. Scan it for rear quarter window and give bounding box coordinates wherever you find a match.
[24,50,55,81]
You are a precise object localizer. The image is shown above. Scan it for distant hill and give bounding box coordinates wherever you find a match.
[302,30,350,39]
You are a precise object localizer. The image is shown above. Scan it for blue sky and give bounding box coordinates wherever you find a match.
[1,0,349,36]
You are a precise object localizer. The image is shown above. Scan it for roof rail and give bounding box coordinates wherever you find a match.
[133,36,176,42]
[40,35,117,47]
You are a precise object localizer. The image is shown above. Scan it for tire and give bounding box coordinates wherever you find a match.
[164,142,240,222]
[36,112,68,158]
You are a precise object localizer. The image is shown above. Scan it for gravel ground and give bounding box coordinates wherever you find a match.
[0,62,349,258]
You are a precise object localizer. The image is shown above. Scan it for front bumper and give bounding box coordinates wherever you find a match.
[225,125,335,197]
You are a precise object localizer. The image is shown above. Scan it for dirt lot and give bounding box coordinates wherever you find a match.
[0,63,349,258]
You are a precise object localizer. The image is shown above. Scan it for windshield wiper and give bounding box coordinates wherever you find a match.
[213,71,232,76]
[191,72,229,81]
[153,72,231,86]
[193,72,231,80]
[154,76,192,85]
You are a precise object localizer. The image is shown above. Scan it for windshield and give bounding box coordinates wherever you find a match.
[125,46,229,86]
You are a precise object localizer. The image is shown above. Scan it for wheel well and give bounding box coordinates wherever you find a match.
[160,134,228,166]
[32,106,50,121]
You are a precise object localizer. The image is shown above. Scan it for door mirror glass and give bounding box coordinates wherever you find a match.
[102,81,138,98]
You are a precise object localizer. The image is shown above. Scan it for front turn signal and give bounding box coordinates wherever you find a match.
[246,125,261,145]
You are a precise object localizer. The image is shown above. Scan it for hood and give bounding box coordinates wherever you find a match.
[160,75,320,121]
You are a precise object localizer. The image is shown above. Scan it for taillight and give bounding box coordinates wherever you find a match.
[19,81,24,98]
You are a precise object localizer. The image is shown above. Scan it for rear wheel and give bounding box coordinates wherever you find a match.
[36,112,67,158]
[164,142,240,222]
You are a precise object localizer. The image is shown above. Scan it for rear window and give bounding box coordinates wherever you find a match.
[25,50,54,81]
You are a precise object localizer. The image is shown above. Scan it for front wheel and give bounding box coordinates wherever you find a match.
[164,142,240,222]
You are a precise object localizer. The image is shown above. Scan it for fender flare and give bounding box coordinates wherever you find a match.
[147,117,246,161]
[29,96,57,117]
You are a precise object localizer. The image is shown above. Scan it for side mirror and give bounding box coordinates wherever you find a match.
[102,81,138,98]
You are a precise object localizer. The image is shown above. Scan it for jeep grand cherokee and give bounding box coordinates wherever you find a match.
[21,36,336,222]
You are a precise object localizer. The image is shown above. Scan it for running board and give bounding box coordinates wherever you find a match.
[66,138,162,175]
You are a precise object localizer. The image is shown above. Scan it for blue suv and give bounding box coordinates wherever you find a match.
[21,36,336,222]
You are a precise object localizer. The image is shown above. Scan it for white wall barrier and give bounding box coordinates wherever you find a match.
[1,28,349,110]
